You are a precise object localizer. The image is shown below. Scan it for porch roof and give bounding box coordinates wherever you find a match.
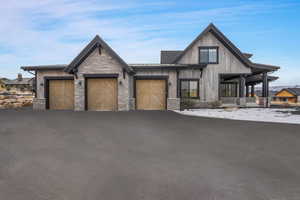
[21,64,67,71]
[246,74,279,85]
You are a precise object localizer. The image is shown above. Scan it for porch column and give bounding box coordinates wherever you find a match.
[262,72,270,107]
[262,72,268,97]
[246,84,250,97]
[251,84,255,97]
[238,75,246,106]
[239,75,246,97]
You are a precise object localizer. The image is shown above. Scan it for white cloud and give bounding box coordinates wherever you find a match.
[0,0,298,87]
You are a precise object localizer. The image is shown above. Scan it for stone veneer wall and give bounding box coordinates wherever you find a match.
[75,48,130,111]
[34,70,73,110]
[33,98,46,110]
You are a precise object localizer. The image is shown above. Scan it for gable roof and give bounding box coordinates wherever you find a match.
[275,88,300,97]
[276,88,300,96]
[172,23,280,73]
[64,35,134,74]
[160,51,183,64]
[243,53,253,59]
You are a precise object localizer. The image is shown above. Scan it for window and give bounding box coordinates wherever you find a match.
[199,47,218,64]
[220,82,237,97]
[180,79,199,98]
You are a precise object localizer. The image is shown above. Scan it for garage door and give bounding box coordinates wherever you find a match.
[48,80,74,110]
[136,79,166,110]
[86,78,118,111]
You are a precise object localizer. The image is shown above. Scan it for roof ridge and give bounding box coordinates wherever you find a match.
[64,35,134,74]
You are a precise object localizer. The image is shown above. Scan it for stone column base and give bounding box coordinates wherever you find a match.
[33,98,46,110]
[129,98,136,110]
[237,97,246,107]
[167,98,180,110]
[258,97,271,107]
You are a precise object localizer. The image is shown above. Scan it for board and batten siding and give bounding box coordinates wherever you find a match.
[177,31,251,102]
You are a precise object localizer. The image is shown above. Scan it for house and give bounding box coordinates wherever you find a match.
[4,74,34,92]
[0,78,6,91]
[273,88,300,103]
[21,23,280,111]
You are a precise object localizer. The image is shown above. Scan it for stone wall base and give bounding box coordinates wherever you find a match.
[33,98,46,110]
[129,98,136,110]
[237,97,246,106]
[167,98,180,110]
[258,97,271,107]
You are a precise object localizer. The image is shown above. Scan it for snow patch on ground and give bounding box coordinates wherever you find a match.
[176,108,300,124]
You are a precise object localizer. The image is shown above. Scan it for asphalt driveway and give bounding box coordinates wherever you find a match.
[0,110,300,200]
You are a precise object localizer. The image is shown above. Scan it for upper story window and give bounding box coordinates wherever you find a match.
[199,47,219,64]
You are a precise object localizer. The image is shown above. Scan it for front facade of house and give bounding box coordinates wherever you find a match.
[4,74,34,92]
[0,79,6,91]
[273,88,300,103]
[22,23,280,111]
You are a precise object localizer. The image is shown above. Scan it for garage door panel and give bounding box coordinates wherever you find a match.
[49,80,74,110]
[87,78,117,111]
[136,79,166,110]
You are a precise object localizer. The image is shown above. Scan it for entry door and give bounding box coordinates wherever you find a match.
[48,79,74,110]
[86,78,118,111]
[136,79,166,110]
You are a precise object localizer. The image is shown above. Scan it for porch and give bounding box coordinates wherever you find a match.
[219,73,278,108]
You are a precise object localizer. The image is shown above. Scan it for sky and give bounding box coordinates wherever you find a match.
[0,0,299,86]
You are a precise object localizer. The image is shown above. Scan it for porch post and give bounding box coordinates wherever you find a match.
[246,84,250,97]
[262,72,268,97]
[238,75,246,106]
[239,75,245,97]
[262,72,269,107]
[251,84,255,97]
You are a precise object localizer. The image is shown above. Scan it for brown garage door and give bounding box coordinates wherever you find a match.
[86,78,118,111]
[136,79,166,110]
[48,79,74,110]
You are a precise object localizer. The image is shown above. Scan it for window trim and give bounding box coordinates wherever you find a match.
[179,79,200,99]
[198,46,219,64]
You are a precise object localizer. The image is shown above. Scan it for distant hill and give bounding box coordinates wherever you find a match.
[269,85,300,91]
[255,85,300,97]
[256,85,300,92]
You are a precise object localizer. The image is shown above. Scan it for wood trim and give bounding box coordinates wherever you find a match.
[44,76,74,109]
[134,76,168,110]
